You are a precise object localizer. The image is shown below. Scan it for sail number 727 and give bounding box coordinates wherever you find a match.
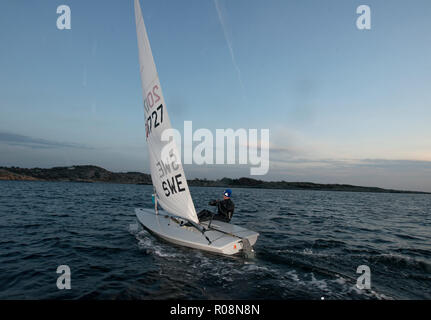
[144,85,164,138]
[146,104,163,138]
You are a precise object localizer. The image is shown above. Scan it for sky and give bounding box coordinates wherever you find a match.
[0,0,431,192]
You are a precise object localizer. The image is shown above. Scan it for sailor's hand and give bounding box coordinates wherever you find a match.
[208,200,217,206]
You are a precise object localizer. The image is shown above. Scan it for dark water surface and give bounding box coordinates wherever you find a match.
[0,181,430,299]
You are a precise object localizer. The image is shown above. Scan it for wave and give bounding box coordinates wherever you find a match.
[370,253,431,272]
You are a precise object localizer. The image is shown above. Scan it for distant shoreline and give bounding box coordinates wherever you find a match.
[0,165,429,194]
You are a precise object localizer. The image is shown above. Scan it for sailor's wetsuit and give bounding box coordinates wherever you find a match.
[198,198,235,223]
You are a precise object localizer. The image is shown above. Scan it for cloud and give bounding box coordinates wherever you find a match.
[268,148,431,171]
[0,132,93,150]
[355,159,431,168]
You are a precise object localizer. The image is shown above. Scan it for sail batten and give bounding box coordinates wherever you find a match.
[134,0,198,223]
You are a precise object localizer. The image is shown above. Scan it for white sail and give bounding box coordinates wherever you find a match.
[134,0,198,223]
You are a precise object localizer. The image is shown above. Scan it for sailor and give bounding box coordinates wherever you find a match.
[198,189,235,223]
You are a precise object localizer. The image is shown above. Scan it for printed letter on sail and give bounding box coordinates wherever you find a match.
[134,0,198,223]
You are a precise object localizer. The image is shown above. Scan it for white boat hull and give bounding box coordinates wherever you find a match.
[135,208,259,256]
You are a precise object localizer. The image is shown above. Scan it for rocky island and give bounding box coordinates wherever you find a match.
[0,165,429,194]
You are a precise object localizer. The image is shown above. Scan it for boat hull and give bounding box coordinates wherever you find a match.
[135,208,259,256]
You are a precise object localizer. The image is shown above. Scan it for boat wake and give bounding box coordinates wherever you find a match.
[129,222,182,258]
[128,222,395,300]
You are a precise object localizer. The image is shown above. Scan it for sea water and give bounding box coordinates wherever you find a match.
[0,181,430,299]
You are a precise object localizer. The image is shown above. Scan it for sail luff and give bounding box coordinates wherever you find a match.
[134,0,198,223]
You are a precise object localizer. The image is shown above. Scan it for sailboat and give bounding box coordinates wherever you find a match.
[133,0,259,256]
